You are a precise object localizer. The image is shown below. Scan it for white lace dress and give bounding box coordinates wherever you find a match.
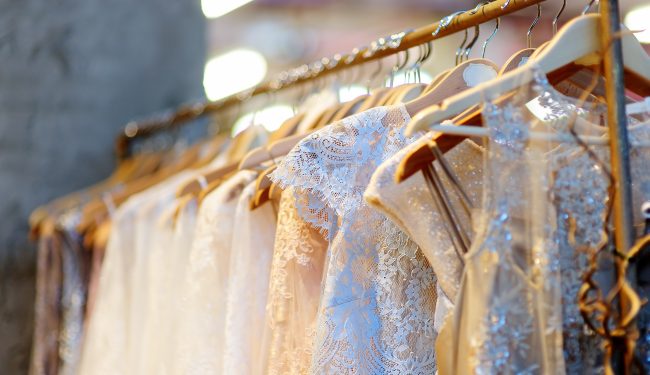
[270,105,438,374]
[221,176,278,375]
[174,170,257,375]
[261,187,329,375]
[364,136,484,374]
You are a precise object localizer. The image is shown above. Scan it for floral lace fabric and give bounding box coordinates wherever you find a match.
[261,187,329,375]
[365,136,484,375]
[221,176,278,375]
[270,104,438,374]
[365,136,484,303]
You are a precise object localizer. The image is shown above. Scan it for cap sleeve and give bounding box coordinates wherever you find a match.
[270,105,413,236]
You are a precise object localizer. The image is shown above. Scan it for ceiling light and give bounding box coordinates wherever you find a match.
[201,0,253,19]
[624,4,650,44]
[203,49,267,101]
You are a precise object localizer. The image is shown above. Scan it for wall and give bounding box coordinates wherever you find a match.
[0,0,205,372]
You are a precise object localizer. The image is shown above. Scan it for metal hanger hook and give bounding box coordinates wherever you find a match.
[456,29,468,66]
[389,49,409,87]
[527,3,541,48]
[464,24,480,62]
[553,0,566,35]
[582,0,598,15]
[482,17,499,58]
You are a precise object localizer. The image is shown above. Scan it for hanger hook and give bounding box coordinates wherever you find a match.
[553,0,566,35]
[464,24,480,61]
[482,17,499,59]
[418,41,433,83]
[367,58,383,93]
[527,3,541,48]
[582,0,598,15]
[462,1,489,62]
[456,29,468,66]
[390,48,409,86]
[501,0,512,10]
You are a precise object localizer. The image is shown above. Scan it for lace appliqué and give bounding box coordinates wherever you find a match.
[266,188,328,375]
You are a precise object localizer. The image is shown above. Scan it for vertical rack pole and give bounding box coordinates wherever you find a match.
[600,0,636,373]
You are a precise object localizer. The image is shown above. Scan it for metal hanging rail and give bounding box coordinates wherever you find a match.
[115,0,545,158]
[600,0,637,373]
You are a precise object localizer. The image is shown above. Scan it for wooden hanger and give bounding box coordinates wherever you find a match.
[268,112,305,143]
[175,160,239,198]
[387,83,427,105]
[404,58,499,117]
[249,164,277,209]
[500,48,536,75]
[434,49,538,130]
[173,126,260,200]
[405,14,650,137]
[237,94,364,171]
[30,149,166,239]
[76,142,203,241]
[356,87,391,112]
[421,69,451,95]
[330,94,369,122]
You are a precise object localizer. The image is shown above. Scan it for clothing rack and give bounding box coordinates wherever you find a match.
[115,0,545,159]
[99,0,642,372]
[115,0,640,368]
[600,0,636,373]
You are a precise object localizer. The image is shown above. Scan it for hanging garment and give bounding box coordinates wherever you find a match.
[365,136,484,306]
[271,105,438,374]
[30,224,63,375]
[365,136,484,374]
[56,210,92,375]
[451,88,565,374]
[261,187,329,375]
[79,171,192,375]
[174,170,257,374]
[139,199,198,374]
[221,174,278,375]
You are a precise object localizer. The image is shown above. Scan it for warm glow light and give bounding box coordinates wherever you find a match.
[201,0,254,18]
[231,105,294,136]
[203,49,267,101]
[625,4,650,44]
[338,85,367,102]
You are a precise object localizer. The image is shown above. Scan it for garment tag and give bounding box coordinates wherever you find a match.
[462,63,497,87]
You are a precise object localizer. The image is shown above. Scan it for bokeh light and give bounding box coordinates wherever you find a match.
[203,49,267,101]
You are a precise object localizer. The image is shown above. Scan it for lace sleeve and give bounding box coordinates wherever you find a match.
[270,105,412,236]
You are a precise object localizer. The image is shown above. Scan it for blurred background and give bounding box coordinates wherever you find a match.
[1,0,648,372]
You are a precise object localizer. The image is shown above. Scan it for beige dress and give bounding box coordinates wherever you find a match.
[261,187,329,375]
